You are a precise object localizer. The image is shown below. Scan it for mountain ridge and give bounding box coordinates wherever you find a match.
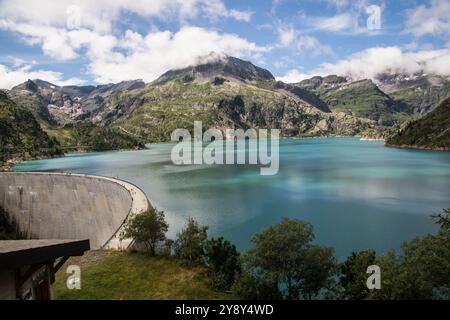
[385,97,450,150]
[4,54,449,152]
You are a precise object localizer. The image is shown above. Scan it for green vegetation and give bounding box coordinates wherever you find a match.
[234,218,336,300]
[173,217,209,265]
[205,237,240,290]
[0,91,61,166]
[108,78,378,141]
[53,208,450,300]
[54,251,233,300]
[386,97,450,150]
[367,208,450,299]
[339,250,377,299]
[120,208,169,256]
[298,79,410,125]
[43,123,146,152]
[389,81,450,115]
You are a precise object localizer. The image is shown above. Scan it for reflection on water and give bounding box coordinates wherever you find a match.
[14,138,450,259]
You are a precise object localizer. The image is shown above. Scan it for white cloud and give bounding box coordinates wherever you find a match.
[296,36,333,56]
[300,0,384,35]
[276,46,450,83]
[316,47,450,80]
[228,9,253,22]
[0,22,268,85]
[277,25,297,47]
[0,0,262,86]
[0,63,85,89]
[276,25,333,56]
[1,23,267,85]
[87,26,269,84]
[0,0,251,34]
[405,0,450,38]
[303,13,357,32]
[275,69,310,83]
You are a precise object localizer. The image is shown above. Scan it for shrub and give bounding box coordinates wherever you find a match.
[173,217,208,265]
[205,237,240,290]
[120,208,169,256]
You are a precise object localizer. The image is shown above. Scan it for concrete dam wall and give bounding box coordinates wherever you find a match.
[0,172,149,249]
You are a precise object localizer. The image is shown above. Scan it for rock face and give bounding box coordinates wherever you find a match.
[385,97,450,150]
[8,79,145,125]
[376,72,450,115]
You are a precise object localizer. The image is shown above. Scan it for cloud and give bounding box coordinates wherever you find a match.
[0,63,85,89]
[88,26,269,84]
[302,13,357,32]
[0,0,263,86]
[405,0,450,38]
[0,0,251,33]
[276,46,450,83]
[276,25,333,56]
[0,24,267,84]
[275,68,310,83]
[299,0,384,35]
[228,9,253,22]
[277,25,297,47]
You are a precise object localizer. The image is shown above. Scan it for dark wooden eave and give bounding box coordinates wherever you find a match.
[0,239,90,269]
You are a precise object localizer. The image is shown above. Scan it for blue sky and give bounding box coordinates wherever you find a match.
[0,0,449,88]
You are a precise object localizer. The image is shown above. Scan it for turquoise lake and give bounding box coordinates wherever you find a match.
[13,137,450,259]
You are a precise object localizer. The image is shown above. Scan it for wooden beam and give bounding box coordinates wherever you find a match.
[52,256,70,275]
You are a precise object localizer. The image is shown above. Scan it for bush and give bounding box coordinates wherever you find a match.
[232,268,281,300]
[173,217,208,265]
[205,237,240,290]
[236,218,337,300]
[120,208,169,256]
[339,250,377,299]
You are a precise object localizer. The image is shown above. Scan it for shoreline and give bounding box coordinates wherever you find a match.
[359,137,385,141]
[4,145,150,172]
[385,143,450,152]
[10,136,449,172]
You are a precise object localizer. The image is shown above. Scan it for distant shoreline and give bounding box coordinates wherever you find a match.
[385,143,450,152]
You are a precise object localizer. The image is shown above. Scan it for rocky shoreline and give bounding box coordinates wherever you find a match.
[384,143,450,151]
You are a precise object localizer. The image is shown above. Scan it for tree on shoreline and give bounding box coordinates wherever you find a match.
[234,218,337,300]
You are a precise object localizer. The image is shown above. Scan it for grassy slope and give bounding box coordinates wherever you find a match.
[386,97,450,150]
[54,251,234,300]
[389,82,450,115]
[318,80,408,124]
[296,78,413,125]
[116,80,219,142]
[42,123,146,152]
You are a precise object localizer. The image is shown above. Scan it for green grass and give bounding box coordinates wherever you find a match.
[54,251,235,300]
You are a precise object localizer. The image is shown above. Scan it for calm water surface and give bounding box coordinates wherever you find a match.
[14,138,450,259]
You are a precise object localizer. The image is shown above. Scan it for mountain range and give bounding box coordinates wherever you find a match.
[1,53,449,164]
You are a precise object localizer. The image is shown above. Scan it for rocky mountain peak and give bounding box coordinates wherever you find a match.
[155,53,275,84]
